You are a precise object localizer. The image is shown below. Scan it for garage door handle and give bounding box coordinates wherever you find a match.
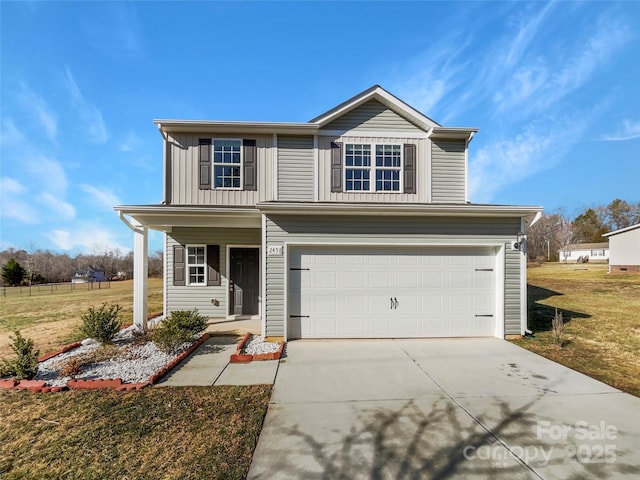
[290,268,310,271]
[475,314,493,317]
[475,268,493,272]
[289,315,310,318]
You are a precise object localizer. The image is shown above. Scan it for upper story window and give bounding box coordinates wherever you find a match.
[187,245,206,285]
[198,138,257,192]
[345,143,402,192]
[213,139,242,189]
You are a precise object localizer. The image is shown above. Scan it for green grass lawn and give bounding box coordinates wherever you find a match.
[0,279,163,357]
[514,263,640,396]
[0,385,270,480]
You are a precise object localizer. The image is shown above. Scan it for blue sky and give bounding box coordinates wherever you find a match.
[1,1,639,254]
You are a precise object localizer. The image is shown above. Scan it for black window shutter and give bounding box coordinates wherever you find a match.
[173,245,185,286]
[331,142,343,192]
[207,245,221,286]
[243,139,257,191]
[198,138,212,189]
[403,143,416,194]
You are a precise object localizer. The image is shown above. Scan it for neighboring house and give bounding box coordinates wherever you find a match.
[115,85,542,339]
[558,242,609,264]
[603,224,640,273]
[71,268,106,284]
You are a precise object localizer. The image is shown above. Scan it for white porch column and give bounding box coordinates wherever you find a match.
[132,220,148,330]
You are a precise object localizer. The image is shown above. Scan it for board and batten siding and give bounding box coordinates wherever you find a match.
[318,135,429,203]
[166,227,261,317]
[166,133,274,205]
[264,214,523,337]
[277,135,314,201]
[322,100,423,133]
[431,139,466,203]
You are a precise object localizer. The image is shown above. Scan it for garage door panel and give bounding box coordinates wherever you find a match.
[289,247,496,339]
[422,272,443,288]
[345,271,365,288]
[398,272,418,288]
[370,317,391,336]
[370,273,390,288]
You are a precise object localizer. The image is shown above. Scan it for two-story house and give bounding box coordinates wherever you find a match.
[115,86,542,340]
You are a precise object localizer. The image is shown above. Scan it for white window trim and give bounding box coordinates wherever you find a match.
[212,138,243,190]
[186,244,207,286]
[343,142,403,193]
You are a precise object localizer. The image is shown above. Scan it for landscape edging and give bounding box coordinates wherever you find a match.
[229,333,285,363]
[0,330,211,393]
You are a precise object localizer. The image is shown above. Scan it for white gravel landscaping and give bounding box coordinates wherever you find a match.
[242,335,282,355]
[35,326,192,387]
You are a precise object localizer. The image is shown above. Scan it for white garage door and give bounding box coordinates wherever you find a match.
[288,247,496,339]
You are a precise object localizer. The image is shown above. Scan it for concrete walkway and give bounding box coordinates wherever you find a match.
[248,339,640,480]
[156,318,278,387]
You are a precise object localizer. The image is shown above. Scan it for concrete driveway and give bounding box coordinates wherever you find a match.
[248,338,640,479]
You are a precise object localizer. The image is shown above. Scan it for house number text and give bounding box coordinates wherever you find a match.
[267,245,283,256]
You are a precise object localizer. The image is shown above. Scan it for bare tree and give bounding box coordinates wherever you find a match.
[557,216,575,264]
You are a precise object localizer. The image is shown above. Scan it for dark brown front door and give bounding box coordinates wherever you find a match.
[229,248,259,315]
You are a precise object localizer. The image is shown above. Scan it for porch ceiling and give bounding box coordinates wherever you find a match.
[114,205,262,232]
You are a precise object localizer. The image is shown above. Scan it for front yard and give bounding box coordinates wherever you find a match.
[0,385,270,479]
[514,263,640,397]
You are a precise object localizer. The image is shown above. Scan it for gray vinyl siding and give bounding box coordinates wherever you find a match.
[431,139,466,203]
[264,214,522,337]
[166,227,261,317]
[504,248,522,335]
[277,136,314,201]
[318,135,429,203]
[323,100,423,133]
[167,133,274,205]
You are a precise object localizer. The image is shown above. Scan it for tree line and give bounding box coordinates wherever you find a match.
[527,198,639,261]
[0,247,164,287]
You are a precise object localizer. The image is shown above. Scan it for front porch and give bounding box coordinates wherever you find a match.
[114,205,263,332]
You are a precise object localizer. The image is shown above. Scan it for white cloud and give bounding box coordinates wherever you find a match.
[16,83,58,142]
[0,177,39,224]
[48,226,130,254]
[0,177,26,194]
[79,184,121,210]
[26,155,69,193]
[64,68,109,143]
[469,117,591,203]
[0,118,25,146]
[38,192,76,220]
[600,119,640,141]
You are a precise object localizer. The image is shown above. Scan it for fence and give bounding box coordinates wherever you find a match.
[1,281,112,298]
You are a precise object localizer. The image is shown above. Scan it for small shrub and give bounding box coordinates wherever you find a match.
[552,308,565,348]
[151,309,207,354]
[59,357,82,379]
[79,303,122,344]
[0,331,40,380]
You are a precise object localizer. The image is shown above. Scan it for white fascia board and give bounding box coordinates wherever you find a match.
[154,120,317,136]
[429,127,479,141]
[114,205,262,230]
[603,223,640,237]
[257,202,543,218]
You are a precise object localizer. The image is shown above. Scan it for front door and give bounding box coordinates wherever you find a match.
[229,248,260,315]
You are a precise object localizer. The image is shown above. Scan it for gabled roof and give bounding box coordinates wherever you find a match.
[309,85,441,131]
[153,85,478,139]
[603,223,640,237]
